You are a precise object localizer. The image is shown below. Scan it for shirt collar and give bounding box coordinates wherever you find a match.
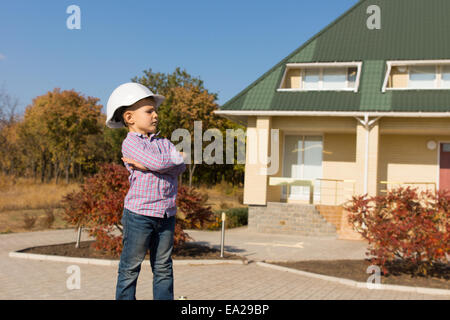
[129,131,160,141]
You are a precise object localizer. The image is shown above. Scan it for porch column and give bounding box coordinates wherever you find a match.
[355,117,380,196]
[243,116,272,205]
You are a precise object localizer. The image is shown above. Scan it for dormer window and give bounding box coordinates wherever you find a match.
[383,60,450,92]
[278,62,362,92]
[442,65,450,88]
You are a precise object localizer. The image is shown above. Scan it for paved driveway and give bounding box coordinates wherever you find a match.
[0,229,447,300]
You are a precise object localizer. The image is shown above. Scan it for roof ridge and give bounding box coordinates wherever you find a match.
[220,0,369,110]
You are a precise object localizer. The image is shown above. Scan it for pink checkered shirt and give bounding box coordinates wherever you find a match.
[122,131,186,218]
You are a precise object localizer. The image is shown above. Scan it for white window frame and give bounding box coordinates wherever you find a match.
[278,62,363,93]
[382,59,450,92]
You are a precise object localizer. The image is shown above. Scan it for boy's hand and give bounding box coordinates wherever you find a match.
[122,157,149,171]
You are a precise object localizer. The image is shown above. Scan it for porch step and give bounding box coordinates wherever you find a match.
[248,202,337,237]
[315,204,364,241]
[314,205,343,230]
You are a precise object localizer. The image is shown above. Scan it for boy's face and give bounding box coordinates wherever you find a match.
[124,97,158,134]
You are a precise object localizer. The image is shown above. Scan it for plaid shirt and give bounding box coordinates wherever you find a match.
[122,131,186,218]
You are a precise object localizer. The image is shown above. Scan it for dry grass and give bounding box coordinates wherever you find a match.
[0,174,245,233]
[197,181,246,212]
[0,174,79,211]
[0,174,79,233]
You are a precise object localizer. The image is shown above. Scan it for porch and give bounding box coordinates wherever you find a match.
[242,116,450,239]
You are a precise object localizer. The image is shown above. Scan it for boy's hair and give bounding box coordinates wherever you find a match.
[112,96,156,128]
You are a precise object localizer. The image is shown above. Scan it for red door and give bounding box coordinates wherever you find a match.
[439,143,450,192]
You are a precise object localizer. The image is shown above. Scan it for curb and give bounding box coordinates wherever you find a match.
[256,262,450,296]
[8,251,246,266]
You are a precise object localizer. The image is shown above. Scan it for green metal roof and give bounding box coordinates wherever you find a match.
[220,0,450,113]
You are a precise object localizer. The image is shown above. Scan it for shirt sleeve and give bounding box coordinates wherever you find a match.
[122,135,183,173]
[161,139,187,177]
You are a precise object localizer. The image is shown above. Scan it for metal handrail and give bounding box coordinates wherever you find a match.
[316,178,356,205]
[269,177,314,204]
[269,177,356,205]
[379,181,437,194]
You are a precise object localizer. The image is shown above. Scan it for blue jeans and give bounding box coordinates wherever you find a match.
[115,208,175,300]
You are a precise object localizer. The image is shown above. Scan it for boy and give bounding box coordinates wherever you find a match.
[106,82,186,300]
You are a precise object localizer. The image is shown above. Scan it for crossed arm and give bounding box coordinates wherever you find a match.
[122,153,186,172]
[122,136,186,176]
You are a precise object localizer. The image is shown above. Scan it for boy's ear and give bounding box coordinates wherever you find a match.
[123,110,134,125]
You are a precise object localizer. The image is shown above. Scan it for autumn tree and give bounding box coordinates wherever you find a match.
[0,87,21,176]
[132,68,245,187]
[19,89,103,184]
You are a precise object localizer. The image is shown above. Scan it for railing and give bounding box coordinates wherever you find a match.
[269,177,356,205]
[269,177,315,204]
[316,178,356,205]
[379,181,437,194]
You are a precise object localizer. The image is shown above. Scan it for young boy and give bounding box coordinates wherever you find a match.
[106,82,186,300]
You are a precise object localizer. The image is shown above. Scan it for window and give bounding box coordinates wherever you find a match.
[279,62,362,92]
[347,67,357,88]
[441,66,450,89]
[303,69,320,90]
[383,61,450,91]
[322,68,347,90]
[282,135,323,200]
[408,66,436,89]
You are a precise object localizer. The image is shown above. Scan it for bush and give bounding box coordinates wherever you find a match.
[62,163,129,256]
[23,213,37,229]
[62,163,192,257]
[208,207,248,230]
[176,185,216,230]
[40,208,55,228]
[344,187,449,276]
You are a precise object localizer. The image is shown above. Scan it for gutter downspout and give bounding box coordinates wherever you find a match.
[355,114,381,195]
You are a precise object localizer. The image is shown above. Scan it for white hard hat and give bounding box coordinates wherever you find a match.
[105,82,165,128]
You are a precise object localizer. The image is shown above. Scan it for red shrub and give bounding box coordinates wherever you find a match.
[62,163,129,256]
[176,185,216,229]
[62,163,192,257]
[344,187,449,275]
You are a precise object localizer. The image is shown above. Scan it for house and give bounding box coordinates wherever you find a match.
[215,0,450,239]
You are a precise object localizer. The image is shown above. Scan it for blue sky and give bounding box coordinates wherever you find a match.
[0,0,359,115]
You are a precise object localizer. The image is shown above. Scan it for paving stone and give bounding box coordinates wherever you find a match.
[0,229,448,300]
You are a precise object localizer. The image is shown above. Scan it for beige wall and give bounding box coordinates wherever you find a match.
[378,134,450,194]
[243,116,450,206]
[243,116,272,205]
[282,69,301,89]
[380,117,450,135]
[321,133,357,205]
[272,116,356,134]
[388,67,408,88]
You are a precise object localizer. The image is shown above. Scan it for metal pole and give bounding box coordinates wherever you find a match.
[220,212,226,258]
[75,226,82,248]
